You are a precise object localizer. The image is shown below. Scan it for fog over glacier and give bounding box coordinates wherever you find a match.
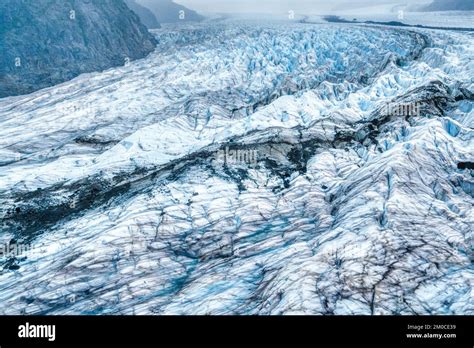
[0,3,473,315]
[176,0,430,14]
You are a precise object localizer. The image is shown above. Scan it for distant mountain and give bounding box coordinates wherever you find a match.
[137,0,204,23]
[421,0,474,11]
[124,0,161,29]
[0,0,157,98]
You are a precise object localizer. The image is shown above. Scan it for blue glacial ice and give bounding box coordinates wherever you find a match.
[0,21,472,315]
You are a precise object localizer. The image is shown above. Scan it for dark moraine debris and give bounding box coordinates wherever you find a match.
[457,162,474,170]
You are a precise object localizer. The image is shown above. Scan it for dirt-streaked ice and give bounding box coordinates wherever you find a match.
[0,21,472,315]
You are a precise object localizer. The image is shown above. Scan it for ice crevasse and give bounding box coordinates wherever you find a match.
[0,22,472,315]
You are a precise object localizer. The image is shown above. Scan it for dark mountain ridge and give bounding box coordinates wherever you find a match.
[0,0,157,98]
[421,0,474,11]
[124,0,161,29]
[137,0,204,23]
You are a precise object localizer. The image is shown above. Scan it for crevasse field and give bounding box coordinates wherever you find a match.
[0,20,473,314]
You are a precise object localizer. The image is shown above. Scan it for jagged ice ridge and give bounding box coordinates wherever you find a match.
[0,21,472,315]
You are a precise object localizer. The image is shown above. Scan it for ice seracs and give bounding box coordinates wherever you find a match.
[0,20,472,315]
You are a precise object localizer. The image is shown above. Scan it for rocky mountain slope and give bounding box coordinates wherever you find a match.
[421,0,474,11]
[125,0,161,29]
[137,0,204,23]
[0,0,157,98]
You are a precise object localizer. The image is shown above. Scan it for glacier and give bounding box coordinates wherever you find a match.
[0,20,472,315]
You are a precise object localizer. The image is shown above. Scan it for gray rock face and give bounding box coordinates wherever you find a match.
[421,0,474,11]
[0,0,157,98]
[125,0,161,29]
[137,0,204,23]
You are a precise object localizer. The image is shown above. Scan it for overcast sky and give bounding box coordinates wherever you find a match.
[174,0,432,15]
